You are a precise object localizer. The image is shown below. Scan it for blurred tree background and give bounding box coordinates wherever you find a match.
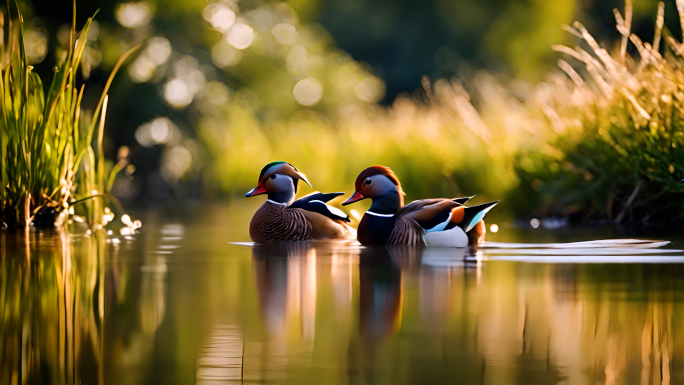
[14,0,683,222]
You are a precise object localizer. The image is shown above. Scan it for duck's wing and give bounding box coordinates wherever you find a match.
[289,192,350,222]
[398,199,462,231]
[396,196,473,218]
[399,199,498,233]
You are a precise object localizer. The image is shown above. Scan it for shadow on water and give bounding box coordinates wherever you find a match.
[4,209,684,384]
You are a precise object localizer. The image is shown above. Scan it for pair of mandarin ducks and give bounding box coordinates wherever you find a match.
[245,161,498,247]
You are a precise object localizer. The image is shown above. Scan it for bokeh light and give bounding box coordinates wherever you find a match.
[203,2,236,33]
[226,23,255,50]
[135,117,180,147]
[116,2,153,29]
[293,78,323,106]
[271,23,297,45]
[164,79,192,108]
[161,145,193,182]
[354,76,385,103]
[24,30,48,64]
[211,42,242,68]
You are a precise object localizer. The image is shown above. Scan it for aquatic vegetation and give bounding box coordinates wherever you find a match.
[0,3,137,228]
[517,0,684,224]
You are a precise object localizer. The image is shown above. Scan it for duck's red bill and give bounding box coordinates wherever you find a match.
[245,185,267,197]
[342,191,365,205]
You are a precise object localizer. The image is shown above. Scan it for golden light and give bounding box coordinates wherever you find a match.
[489,224,499,233]
[24,30,48,64]
[211,42,242,68]
[203,2,236,33]
[128,56,157,83]
[293,77,323,106]
[202,81,230,105]
[128,37,172,83]
[116,2,153,29]
[354,76,385,103]
[225,23,255,50]
[147,37,172,65]
[286,45,309,74]
[164,78,193,108]
[530,218,541,229]
[271,23,297,45]
[121,214,132,225]
[135,117,179,147]
[161,145,193,182]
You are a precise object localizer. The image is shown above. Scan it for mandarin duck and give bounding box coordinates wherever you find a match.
[342,166,497,247]
[245,161,355,242]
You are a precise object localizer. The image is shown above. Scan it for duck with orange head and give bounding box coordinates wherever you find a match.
[342,166,497,247]
[245,162,355,243]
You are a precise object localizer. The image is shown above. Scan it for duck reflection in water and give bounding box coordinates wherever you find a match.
[358,246,408,338]
[252,242,322,336]
[252,243,475,338]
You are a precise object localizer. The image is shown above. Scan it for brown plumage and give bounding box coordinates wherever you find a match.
[298,209,355,240]
[249,201,311,243]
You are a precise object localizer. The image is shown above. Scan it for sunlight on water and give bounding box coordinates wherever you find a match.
[3,204,684,384]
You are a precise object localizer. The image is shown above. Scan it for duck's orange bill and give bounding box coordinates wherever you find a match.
[245,185,267,197]
[342,191,365,206]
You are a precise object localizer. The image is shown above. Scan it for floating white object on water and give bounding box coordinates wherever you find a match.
[483,239,670,249]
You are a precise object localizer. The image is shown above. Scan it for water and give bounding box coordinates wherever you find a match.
[2,202,684,385]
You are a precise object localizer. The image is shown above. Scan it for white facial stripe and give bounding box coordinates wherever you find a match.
[365,211,394,217]
[266,199,287,206]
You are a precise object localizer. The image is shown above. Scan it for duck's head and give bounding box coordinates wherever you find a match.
[245,161,312,198]
[342,166,404,206]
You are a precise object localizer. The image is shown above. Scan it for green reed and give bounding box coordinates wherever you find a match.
[0,1,137,229]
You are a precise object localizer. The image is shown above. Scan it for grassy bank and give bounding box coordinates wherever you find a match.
[516,0,684,224]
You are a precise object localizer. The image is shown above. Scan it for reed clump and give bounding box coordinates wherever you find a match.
[0,2,137,229]
[516,0,684,224]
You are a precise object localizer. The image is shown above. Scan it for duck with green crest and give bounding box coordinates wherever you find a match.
[245,162,355,242]
[342,166,498,247]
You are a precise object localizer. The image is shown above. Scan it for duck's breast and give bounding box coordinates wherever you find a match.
[249,202,310,242]
[423,226,469,248]
[358,214,396,245]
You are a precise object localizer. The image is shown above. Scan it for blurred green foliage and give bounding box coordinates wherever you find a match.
[6,0,684,225]
[516,2,684,223]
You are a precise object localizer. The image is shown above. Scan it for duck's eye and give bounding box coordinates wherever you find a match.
[270,174,277,180]
[364,178,372,186]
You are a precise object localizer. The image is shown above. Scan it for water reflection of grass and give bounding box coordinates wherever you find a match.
[0,230,105,384]
[4,206,684,384]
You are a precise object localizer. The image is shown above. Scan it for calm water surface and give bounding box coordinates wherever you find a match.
[2,202,684,385]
